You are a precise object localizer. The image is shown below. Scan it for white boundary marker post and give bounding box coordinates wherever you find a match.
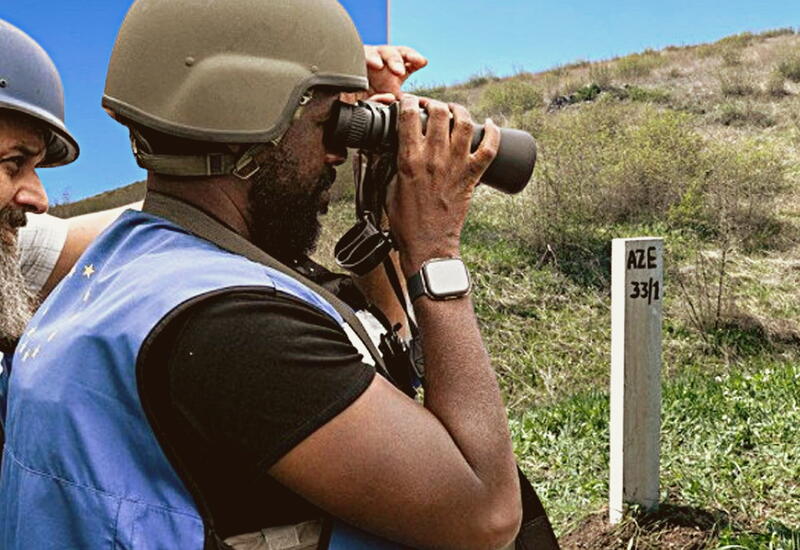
[609,237,664,524]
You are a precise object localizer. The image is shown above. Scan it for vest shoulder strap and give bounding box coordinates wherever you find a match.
[142,191,391,379]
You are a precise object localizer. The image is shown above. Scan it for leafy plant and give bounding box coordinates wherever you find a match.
[476,78,544,119]
[777,55,800,82]
[615,49,666,78]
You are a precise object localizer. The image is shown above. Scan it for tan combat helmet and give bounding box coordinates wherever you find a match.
[102,0,368,178]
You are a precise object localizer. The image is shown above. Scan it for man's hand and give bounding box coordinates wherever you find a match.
[387,96,500,276]
[364,45,427,99]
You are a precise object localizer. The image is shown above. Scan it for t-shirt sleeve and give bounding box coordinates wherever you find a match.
[158,289,376,470]
[18,213,68,294]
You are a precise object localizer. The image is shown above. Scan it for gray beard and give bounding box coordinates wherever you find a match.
[0,211,35,354]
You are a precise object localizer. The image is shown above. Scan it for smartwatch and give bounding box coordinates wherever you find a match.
[407,257,472,302]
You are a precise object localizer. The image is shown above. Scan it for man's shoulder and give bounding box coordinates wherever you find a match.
[18,213,69,294]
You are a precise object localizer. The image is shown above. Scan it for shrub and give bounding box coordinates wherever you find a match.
[716,32,754,50]
[571,83,602,103]
[408,83,467,104]
[718,71,756,96]
[509,109,544,137]
[776,55,800,82]
[720,47,743,67]
[715,102,775,128]
[463,68,499,88]
[671,140,788,249]
[476,78,544,119]
[757,27,795,39]
[504,103,706,251]
[618,85,671,104]
[588,64,613,89]
[497,102,787,255]
[765,72,789,97]
[696,43,718,58]
[615,50,666,78]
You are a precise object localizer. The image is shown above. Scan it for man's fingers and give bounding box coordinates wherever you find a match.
[364,45,384,69]
[421,99,451,155]
[470,118,500,179]
[397,46,428,72]
[450,104,473,157]
[398,95,423,158]
[367,92,397,105]
[378,45,407,76]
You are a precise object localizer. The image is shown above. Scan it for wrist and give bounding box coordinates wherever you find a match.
[400,248,462,278]
[406,257,472,303]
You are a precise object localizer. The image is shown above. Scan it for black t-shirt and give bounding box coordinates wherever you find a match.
[138,286,376,538]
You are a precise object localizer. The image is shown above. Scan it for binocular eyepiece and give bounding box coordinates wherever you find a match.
[324,100,537,194]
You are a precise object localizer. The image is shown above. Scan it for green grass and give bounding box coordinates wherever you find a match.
[512,357,800,543]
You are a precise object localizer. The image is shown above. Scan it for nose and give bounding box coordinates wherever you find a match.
[15,171,48,214]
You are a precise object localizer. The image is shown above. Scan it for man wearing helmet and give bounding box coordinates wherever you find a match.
[0,2,529,550]
[0,20,80,355]
[0,19,85,469]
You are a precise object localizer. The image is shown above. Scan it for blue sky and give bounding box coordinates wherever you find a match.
[2,1,799,202]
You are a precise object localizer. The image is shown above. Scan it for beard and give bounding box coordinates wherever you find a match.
[0,207,35,354]
[248,148,335,265]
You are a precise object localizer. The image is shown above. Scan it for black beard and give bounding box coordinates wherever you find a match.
[248,150,334,265]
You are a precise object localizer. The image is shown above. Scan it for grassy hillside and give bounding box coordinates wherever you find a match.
[56,28,800,549]
[317,28,800,550]
[50,180,145,218]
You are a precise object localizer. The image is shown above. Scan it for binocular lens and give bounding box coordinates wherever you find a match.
[325,100,536,194]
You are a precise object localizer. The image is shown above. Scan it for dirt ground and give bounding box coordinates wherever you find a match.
[559,505,725,550]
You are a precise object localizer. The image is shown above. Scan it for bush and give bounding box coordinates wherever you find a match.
[757,27,795,39]
[716,32,754,50]
[669,140,787,249]
[618,85,671,104]
[476,78,544,119]
[463,68,499,88]
[718,71,756,96]
[408,83,467,104]
[765,72,789,97]
[494,102,787,255]
[715,102,775,128]
[615,50,666,78]
[776,55,800,82]
[588,64,614,89]
[720,47,743,67]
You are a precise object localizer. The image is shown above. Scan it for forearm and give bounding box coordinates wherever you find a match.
[415,296,520,510]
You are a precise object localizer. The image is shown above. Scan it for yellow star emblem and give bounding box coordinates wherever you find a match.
[83,264,96,278]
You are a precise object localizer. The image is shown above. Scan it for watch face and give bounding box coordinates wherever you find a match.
[423,259,471,298]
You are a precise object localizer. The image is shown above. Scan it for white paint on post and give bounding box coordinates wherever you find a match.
[609,238,664,524]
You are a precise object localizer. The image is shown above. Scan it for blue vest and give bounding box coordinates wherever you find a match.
[0,210,403,549]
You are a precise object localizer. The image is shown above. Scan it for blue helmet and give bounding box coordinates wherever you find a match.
[0,19,79,167]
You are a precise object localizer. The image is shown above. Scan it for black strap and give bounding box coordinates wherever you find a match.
[142,191,392,382]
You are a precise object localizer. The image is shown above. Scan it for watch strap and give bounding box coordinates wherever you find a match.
[406,270,426,303]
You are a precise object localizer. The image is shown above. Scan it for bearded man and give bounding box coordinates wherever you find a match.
[0,2,561,549]
[0,21,80,453]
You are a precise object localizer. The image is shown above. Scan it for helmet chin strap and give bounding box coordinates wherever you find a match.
[131,132,279,179]
[130,90,316,179]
